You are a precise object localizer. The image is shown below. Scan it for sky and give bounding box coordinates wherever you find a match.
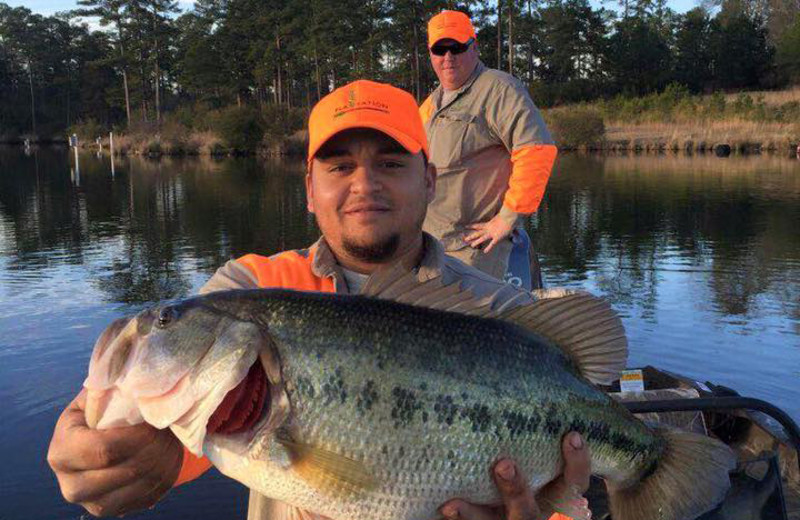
[7,0,698,18]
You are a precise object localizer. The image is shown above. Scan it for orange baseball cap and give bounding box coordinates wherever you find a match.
[307,80,429,164]
[428,10,476,47]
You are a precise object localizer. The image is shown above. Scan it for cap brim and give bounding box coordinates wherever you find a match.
[430,33,472,46]
[308,121,425,164]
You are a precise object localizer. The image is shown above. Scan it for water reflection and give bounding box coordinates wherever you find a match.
[0,150,318,305]
[0,148,798,519]
[531,154,800,325]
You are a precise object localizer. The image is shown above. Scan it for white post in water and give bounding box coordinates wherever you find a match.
[71,133,80,186]
[110,131,116,178]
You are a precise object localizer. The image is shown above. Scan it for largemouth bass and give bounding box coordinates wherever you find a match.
[83,269,735,520]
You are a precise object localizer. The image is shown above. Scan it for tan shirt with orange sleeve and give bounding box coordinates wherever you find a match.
[420,61,558,253]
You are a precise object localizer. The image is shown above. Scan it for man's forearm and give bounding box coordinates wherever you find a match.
[503,144,558,215]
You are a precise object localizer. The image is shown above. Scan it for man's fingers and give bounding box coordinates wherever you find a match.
[53,422,159,472]
[51,409,162,474]
[57,466,140,504]
[562,433,591,494]
[105,471,174,516]
[440,500,498,520]
[467,234,491,248]
[493,459,541,520]
[464,231,482,243]
[535,433,592,518]
[79,471,171,518]
[560,498,592,520]
[483,237,500,254]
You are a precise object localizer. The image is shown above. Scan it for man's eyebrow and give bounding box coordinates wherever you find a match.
[378,143,410,155]
[315,148,350,160]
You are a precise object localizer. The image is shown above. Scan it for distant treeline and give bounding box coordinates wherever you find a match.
[1,0,800,141]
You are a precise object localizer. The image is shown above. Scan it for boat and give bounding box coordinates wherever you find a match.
[587,365,800,519]
[504,227,543,290]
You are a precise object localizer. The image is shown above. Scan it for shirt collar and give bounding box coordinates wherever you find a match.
[434,60,485,110]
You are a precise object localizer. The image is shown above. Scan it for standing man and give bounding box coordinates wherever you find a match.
[48,80,591,520]
[421,10,558,283]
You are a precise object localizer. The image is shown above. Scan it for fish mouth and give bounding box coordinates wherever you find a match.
[206,361,270,436]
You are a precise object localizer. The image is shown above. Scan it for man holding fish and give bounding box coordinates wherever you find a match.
[48,80,593,519]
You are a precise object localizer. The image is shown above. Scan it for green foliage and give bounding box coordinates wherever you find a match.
[536,0,608,86]
[607,16,672,95]
[0,0,797,141]
[68,119,105,141]
[214,106,265,153]
[673,8,713,92]
[773,101,800,123]
[208,141,228,156]
[545,107,605,149]
[711,10,775,89]
[708,91,727,116]
[732,93,754,113]
[261,104,305,144]
[776,14,800,82]
[145,139,163,156]
[588,84,800,127]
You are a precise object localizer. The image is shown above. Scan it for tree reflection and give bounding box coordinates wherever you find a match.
[0,150,317,305]
[529,154,800,321]
[1,149,798,324]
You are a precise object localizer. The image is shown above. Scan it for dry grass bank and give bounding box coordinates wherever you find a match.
[78,129,307,158]
[600,153,800,177]
[721,86,800,106]
[604,120,799,153]
[547,85,800,153]
[91,130,228,157]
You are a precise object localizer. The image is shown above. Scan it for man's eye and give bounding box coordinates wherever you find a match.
[329,163,353,173]
[381,160,405,169]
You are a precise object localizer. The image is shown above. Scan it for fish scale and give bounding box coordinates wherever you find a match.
[203,290,659,518]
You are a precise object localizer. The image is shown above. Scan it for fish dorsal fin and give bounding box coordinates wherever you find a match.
[497,290,628,385]
[362,263,627,385]
[361,262,495,315]
[275,430,378,497]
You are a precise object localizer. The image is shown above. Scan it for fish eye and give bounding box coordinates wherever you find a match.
[157,307,178,328]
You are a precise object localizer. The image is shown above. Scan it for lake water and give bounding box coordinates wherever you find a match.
[1,148,798,519]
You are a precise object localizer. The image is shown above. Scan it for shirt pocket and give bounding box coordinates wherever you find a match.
[432,112,477,168]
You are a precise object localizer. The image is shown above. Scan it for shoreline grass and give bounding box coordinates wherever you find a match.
[8,86,800,157]
[544,85,800,154]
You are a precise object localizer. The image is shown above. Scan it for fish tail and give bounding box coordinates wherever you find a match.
[607,427,736,520]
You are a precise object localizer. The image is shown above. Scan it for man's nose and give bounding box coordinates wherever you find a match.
[350,166,382,193]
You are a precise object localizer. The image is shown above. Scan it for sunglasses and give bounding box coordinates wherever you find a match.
[430,38,474,57]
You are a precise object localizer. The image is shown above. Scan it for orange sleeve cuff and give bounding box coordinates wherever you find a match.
[548,514,573,520]
[174,446,213,487]
[504,144,558,214]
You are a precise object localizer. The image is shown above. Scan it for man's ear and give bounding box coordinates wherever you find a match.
[305,169,315,214]
[425,162,436,204]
